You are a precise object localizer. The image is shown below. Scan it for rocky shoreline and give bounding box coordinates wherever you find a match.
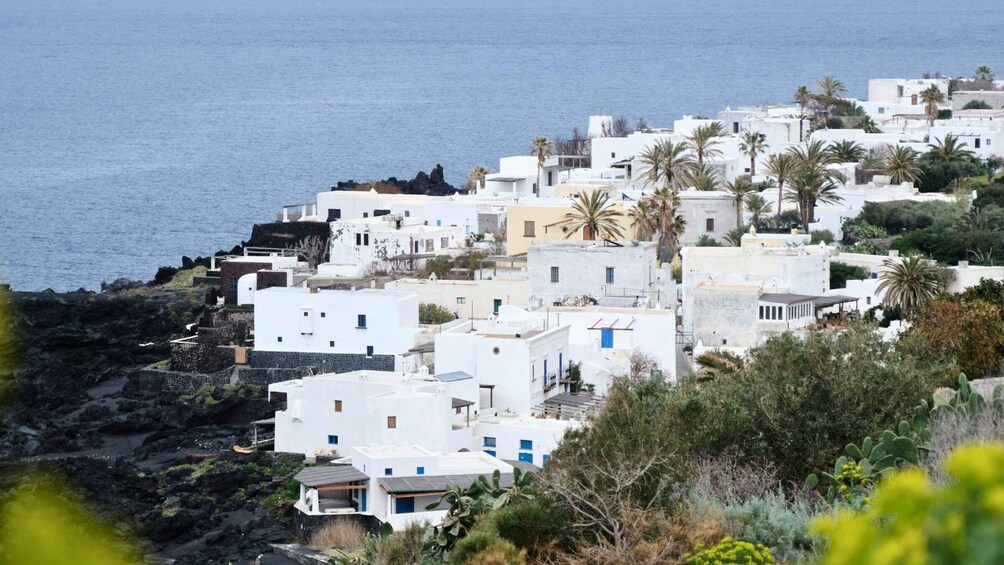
[0,225,327,564]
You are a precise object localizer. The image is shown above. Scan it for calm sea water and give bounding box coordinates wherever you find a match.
[1,0,1001,291]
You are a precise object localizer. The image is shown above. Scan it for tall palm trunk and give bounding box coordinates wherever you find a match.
[535,164,541,196]
[776,180,784,223]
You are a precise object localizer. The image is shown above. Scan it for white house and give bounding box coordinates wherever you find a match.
[326,215,467,277]
[384,276,532,319]
[252,287,423,372]
[269,369,478,458]
[539,305,677,390]
[435,306,571,415]
[690,284,824,351]
[527,240,670,309]
[681,233,831,341]
[293,447,514,530]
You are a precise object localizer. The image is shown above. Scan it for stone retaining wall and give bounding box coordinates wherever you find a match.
[249,350,395,374]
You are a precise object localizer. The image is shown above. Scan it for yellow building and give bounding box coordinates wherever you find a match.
[505,198,635,256]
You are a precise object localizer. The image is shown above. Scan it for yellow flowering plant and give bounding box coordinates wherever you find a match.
[813,443,1004,565]
[685,536,774,565]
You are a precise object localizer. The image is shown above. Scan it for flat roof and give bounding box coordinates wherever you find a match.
[379,473,514,494]
[543,393,602,409]
[294,465,369,487]
[759,293,820,305]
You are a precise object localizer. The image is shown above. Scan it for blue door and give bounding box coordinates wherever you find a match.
[518,452,533,464]
[600,328,614,349]
[395,497,415,514]
[493,299,502,314]
[543,360,548,385]
[360,488,367,512]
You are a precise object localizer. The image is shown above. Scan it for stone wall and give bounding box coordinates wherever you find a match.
[292,512,384,538]
[134,365,314,396]
[249,350,396,374]
[220,261,270,305]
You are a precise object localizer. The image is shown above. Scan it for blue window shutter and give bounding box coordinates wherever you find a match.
[518,452,533,464]
[485,450,496,457]
[520,439,533,450]
[601,328,614,348]
[417,466,425,475]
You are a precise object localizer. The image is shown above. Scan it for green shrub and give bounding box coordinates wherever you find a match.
[718,493,822,563]
[696,234,722,247]
[685,536,773,564]
[810,229,835,244]
[490,499,572,559]
[829,262,870,290]
[451,527,524,565]
[419,303,455,325]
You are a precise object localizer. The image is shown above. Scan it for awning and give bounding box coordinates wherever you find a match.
[436,371,473,382]
[758,293,820,305]
[813,295,860,309]
[452,397,475,409]
[294,465,369,487]
[379,473,513,494]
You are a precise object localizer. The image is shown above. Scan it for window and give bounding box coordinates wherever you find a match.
[328,435,338,445]
[363,212,368,218]
[866,297,872,305]
[547,171,553,186]
[366,345,374,357]
[329,340,335,347]
[542,454,551,465]
[975,138,981,149]
[229,279,238,291]
[705,218,715,232]
[601,328,614,349]
[320,312,326,318]
[303,311,308,317]
[732,122,739,134]
[327,209,341,221]
[485,450,496,457]
[357,314,367,328]
[414,241,420,253]
[758,305,765,320]
[417,466,425,475]
[425,239,434,252]
[550,266,560,283]
[404,210,410,217]
[878,107,886,114]
[355,233,362,245]
[387,416,396,429]
[334,400,342,412]
[520,439,533,450]
[384,468,393,476]
[605,267,615,284]
[484,436,497,448]
[277,336,283,343]
[524,221,536,237]
[457,297,466,304]
[518,452,533,464]
[441,237,449,248]
[363,234,369,246]
[610,152,616,158]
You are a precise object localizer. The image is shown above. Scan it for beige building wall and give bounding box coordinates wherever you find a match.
[385,277,531,319]
[506,202,634,256]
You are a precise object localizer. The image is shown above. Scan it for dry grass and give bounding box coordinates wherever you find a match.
[685,457,779,506]
[308,520,366,552]
[925,407,1004,483]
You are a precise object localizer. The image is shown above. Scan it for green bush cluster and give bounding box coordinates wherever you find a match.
[684,537,773,565]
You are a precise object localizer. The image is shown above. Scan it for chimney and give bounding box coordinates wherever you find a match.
[889,250,900,257]
[959,260,969,269]
[309,287,318,294]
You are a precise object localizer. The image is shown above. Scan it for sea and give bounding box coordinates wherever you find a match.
[1,0,1001,291]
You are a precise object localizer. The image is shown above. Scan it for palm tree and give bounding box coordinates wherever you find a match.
[744,193,772,228]
[467,165,490,191]
[628,200,658,241]
[785,140,846,231]
[659,140,696,187]
[765,153,796,224]
[975,65,995,81]
[857,115,880,133]
[638,141,666,187]
[828,140,866,163]
[884,145,921,185]
[724,178,756,228]
[876,256,949,315]
[739,131,767,176]
[794,85,811,140]
[530,136,553,195]
[650,187,687,262]
[561,190,624,241]
[926,134,976,163]
[818,76,847,98]
[919,84,945,125]
[687,124,724,169]
[683,164,721,191]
